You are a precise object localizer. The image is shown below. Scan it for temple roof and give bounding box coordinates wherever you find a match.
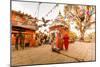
[55,11,64,21]
[12,10,38,31]
[12,10,34,19]
[50,11,67,27]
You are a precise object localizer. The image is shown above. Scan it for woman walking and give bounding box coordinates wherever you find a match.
[63,29,69,50]
[59,27,69,50]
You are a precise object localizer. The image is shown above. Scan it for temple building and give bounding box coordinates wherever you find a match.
[11,10,38,47]
[49,11,77,43]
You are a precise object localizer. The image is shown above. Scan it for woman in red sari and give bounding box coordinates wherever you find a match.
[60,28,69,50]
[56,31,63,50]
[63,31,69,50]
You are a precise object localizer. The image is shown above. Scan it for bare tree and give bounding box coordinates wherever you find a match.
[64,5,95,41]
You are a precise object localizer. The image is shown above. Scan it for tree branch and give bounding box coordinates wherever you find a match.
[84,21,95,30]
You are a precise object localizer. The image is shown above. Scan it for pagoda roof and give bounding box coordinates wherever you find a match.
[12,10,34,19]
[12,10,38,31]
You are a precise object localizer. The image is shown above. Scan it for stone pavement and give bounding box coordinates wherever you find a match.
[11,41,95,66]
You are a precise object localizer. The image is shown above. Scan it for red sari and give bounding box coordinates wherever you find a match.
[63,32,69,50]
[56,32,63,49]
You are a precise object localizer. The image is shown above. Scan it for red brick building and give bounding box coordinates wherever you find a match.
[11,10,38,47]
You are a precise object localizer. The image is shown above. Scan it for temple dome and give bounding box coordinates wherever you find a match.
[55,11,65,22]
[50,11,67,27]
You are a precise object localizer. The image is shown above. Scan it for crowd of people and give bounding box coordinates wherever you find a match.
[26,27,70,52]
[35,31,50,46]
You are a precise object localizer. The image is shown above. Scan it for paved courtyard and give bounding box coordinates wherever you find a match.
[11,41,95,66]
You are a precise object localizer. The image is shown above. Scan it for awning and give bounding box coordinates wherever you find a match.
[12,23,38,31]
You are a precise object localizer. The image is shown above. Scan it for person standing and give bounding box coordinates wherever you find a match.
[15,32,24,50]
[15,34,19,50]
[62,29,69,50]
[56,31,63,50]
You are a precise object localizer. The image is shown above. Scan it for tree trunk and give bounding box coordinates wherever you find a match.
[80,32,84,41]
[79,28,85,41]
